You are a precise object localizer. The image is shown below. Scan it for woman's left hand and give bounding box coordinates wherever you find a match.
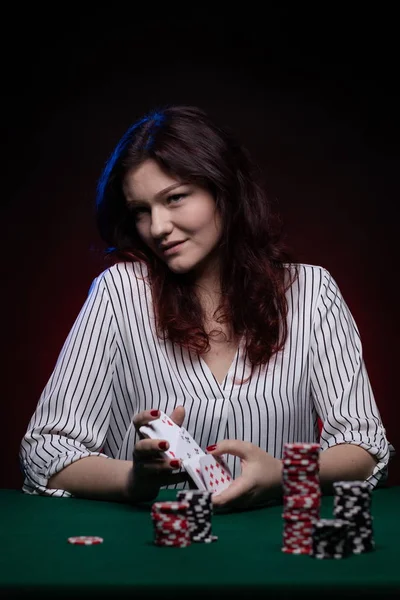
[207,440,283,511]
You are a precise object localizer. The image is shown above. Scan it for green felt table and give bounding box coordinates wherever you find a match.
[0,486,399,599]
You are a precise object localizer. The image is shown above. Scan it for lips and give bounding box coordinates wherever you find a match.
[161,240,186,251]
[161,240,186,255]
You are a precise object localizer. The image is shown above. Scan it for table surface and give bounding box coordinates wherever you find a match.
[1,486,399,599]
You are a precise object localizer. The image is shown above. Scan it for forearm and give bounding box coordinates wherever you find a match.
[267,443,377,501]
[318,443,377,493]
[47,456,133,503]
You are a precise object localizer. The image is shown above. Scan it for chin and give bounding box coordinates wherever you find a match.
[166,262,194,274]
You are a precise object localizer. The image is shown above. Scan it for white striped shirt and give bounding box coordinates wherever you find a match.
[20,261,393,497]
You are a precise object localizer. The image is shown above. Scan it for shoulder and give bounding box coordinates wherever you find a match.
[88,261,150,296]
[285,262,333,289]
[284,263,344,310]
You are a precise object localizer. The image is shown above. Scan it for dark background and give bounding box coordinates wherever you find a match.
[1,7,399,488]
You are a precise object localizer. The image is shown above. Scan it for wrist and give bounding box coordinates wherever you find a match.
[271,458,284,496]
[264,458,283,501]
[318,443,377,489]
[123,465,135,502]
[125,464,160,504]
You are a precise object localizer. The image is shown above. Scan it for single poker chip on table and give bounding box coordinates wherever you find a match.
[67,535,104,545]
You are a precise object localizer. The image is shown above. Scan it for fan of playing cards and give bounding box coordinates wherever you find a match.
[139,411,234,494]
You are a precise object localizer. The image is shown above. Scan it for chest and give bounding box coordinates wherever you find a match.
[200,324,241,386]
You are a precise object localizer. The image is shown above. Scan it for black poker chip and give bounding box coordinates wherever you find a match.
[176,490,217,543]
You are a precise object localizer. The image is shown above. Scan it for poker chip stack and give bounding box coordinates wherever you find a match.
[281,443,321,555]
[311,519,351,559]
[177,490,217,543]
[332,480,375,554]
[151,501,191,547]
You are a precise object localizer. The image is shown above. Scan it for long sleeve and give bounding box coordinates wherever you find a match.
[19,275,118,497]
[310,268,394,488]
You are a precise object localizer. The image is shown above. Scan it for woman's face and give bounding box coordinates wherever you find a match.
[123,159,222,279]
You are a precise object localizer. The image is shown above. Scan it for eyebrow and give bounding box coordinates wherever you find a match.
[129,182,185,206]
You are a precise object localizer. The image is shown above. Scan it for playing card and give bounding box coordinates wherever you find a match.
[140,411,180,439]
[182,455,207,490]
[138,412,205,462]
[139,411,181,460]
[198,454,233,495]
[176,426,205,461]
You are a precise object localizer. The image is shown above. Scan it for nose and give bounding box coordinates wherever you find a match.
[149,206,173,240]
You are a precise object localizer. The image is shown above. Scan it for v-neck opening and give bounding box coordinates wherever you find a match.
[198,335,243,390]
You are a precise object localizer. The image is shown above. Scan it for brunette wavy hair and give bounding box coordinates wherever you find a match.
[96,105,298,383]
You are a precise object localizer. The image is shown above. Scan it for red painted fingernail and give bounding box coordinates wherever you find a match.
[150,410,159,417]
[159,441,168,450]
[207,444,217,452]
[170,460,180,468]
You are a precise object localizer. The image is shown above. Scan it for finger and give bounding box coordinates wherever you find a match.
[169,405,185,427]
[133,438,170,459]
[211,476,252,507]
[133,458,186,490]
[133,440,182,472]
[207,439,252,461]
[132,409,161,430]
[160,470,189,486]
[130,468,189,503]
[134,457,183,474]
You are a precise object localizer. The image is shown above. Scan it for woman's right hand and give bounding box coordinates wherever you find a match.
[128,405,187,503]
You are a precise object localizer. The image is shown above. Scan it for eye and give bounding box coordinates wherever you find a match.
[127,207,145,222]
[129,193,187,219]
[167,193,186,203]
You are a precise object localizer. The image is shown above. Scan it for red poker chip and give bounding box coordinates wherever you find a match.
[155,536,191,544]
[67,536,104,545]
[151,512,187,521]
[283,534,312,544]
[284,538,312,545]
[283,450,319,457]
[283,477,320,484]
[283,510,320,522]
[282,546,311,555]
[284,493,321,509]
[282,471,320,479]
[284,531,312,538]
[284,443,320,453]
[284,540,312,548]
[284,520,314,529]
[284,529,313,537]
[282,458,318,466]
[283,464,319,474]
[284,517,314,525]
[283,511,316,521]
[284,527,313,536]
[283,481,320,488]
[153,517,189,525]
[283,487,320,496]
[154,540,191,547]
[153,523,190,533]
[283,473,320,480]
[283,451,319,459]
[152,501,189,513]
[284,536,312,543]
[283,481,320,491]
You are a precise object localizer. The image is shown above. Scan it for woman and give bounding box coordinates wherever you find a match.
[20,105,392,510]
